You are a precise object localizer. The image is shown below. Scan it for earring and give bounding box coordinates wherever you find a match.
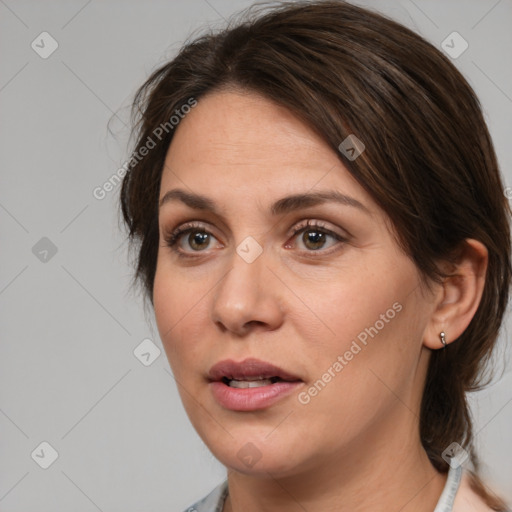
[439,331,447,349]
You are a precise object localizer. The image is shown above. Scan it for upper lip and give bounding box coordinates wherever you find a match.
[208,358,302,382]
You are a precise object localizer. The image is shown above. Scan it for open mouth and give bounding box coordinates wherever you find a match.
[208,358,303,410]
[208,357,302,384]
[221,376,289,388]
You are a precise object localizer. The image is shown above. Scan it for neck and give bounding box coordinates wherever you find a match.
[223,407,447,512]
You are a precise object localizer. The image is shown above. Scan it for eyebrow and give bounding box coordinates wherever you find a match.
[159,188,369,216]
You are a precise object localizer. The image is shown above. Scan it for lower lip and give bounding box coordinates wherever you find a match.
[209,380,303,411]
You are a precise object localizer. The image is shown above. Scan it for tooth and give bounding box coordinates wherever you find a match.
[228,379,273,388]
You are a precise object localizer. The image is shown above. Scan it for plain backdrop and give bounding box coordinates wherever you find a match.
[1,1,511,511]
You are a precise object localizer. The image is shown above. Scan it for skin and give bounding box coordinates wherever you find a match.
[153,89,488,512]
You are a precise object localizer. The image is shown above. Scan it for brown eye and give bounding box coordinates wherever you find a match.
[301,230,327,250]
[164,224,219,255]
[187,231,211,251]
[291,222,345,253]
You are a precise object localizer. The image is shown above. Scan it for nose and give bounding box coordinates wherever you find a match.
[211,246,285,336]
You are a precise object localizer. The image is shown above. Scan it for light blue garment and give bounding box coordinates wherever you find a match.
[183,464,463,512]
[434,465,463,512]
[183,480,228,512]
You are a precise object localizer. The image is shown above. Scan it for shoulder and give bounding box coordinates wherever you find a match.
[182,480,228,512]
[453,471,509,512]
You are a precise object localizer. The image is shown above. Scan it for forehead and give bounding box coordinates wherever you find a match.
[172,89,329,152]
[159,90,375,215]
[163,91,334,175]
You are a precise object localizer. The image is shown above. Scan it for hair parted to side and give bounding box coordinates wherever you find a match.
[119,1,511,508]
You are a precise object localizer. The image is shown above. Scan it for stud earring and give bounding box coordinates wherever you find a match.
[439,331,447,349]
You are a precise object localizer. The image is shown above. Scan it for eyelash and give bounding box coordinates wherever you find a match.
[163,222,212,255]
[163,220,348,259]
[289,220,347,254]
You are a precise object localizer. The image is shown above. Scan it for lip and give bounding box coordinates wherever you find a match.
[207,358,303,411]
[208,358,302,382]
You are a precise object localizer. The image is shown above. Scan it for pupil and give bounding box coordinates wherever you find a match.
[189,231,209,250]
[303,230,325,250]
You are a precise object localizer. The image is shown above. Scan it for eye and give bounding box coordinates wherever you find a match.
[288,220,347,253]
[163,219,348,259]
[182,231,213,251]
[163,222,221,256]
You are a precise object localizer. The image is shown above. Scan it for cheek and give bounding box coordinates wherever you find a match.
[291,263,405,354]
[153,264,206,370]
[291,255,423,402]
[302,266,425,403]
[153,266,178,337]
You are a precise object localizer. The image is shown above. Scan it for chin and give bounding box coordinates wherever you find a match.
[203,433,311,477]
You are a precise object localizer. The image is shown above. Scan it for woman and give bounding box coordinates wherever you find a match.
[119,1,511,510]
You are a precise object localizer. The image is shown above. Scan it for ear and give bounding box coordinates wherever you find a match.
[423,239,488,350]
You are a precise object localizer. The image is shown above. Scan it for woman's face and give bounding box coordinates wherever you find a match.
[154,89,438,476]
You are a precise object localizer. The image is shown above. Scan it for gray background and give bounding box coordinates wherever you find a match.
[0,1,511,510]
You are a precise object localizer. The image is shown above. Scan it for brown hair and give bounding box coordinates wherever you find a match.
[119,1,511,508]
